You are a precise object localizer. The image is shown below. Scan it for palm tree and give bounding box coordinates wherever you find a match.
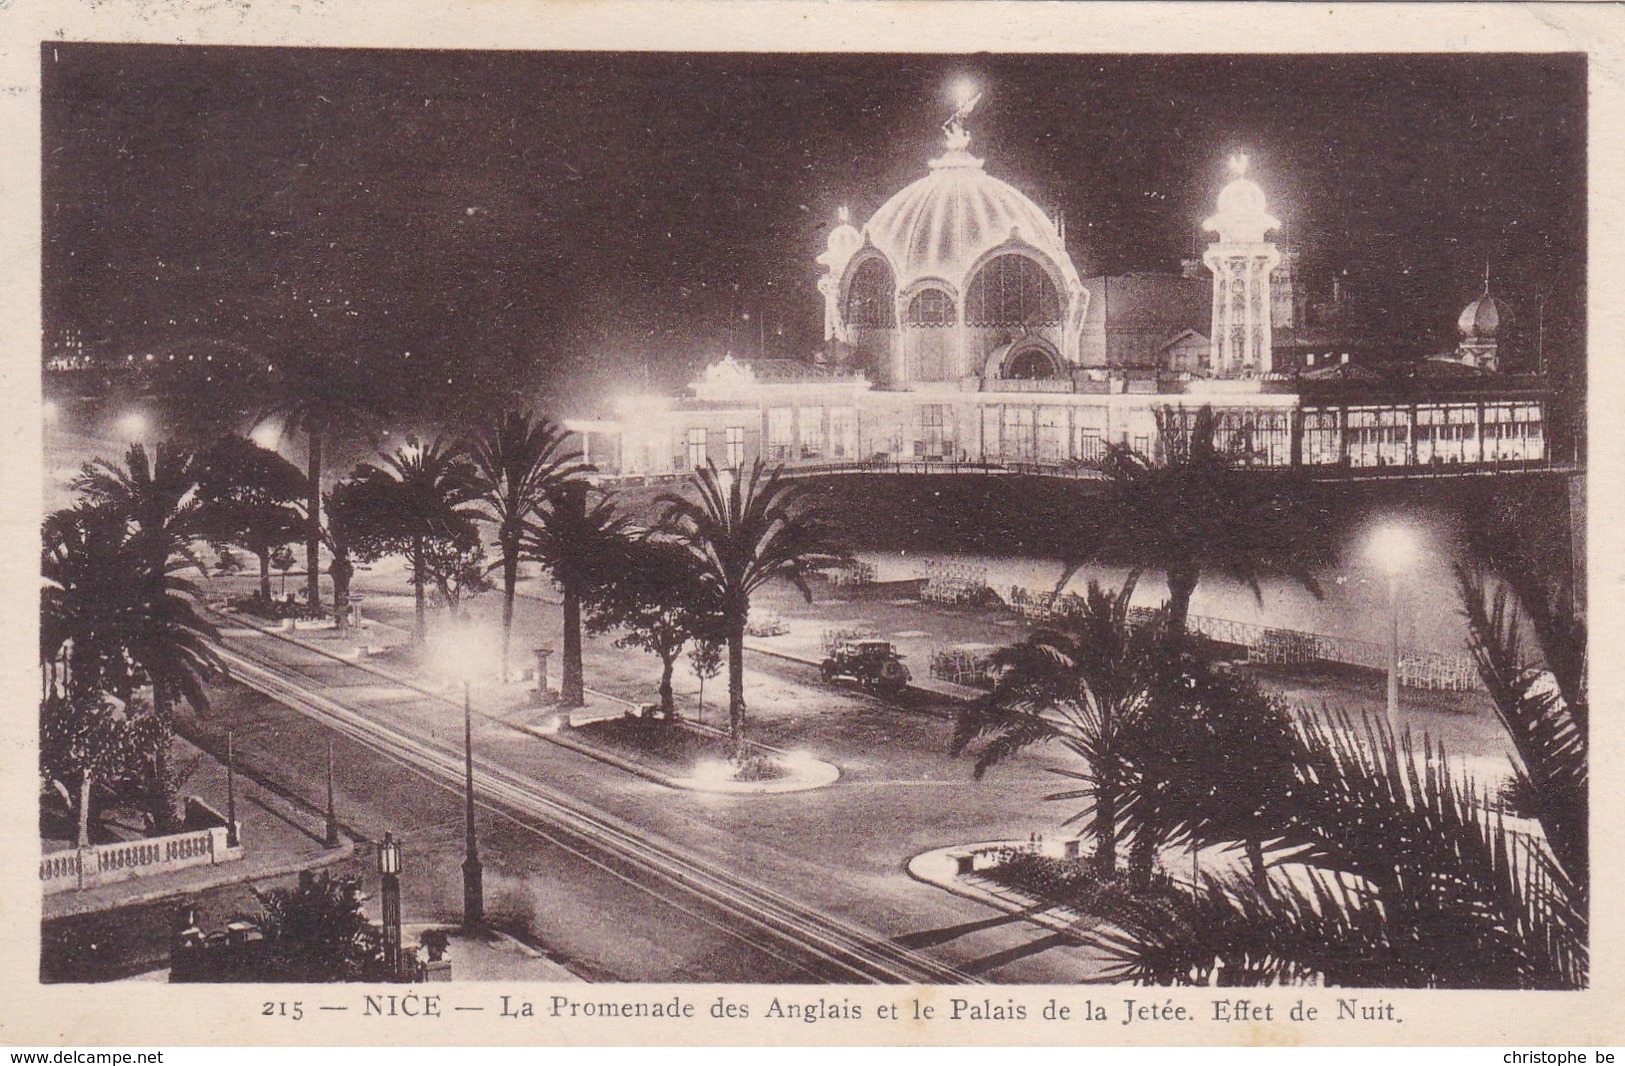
[63,445,223,828]
[466,411,584,682]
[1086,711,1585,988]
[524,479,631,712]
[1065,406,1325,642]
[256,353,391,616]
[1122,655,1300,892]
[951,575,1159,876]
[345,436,479,645]
[657,461,843,761]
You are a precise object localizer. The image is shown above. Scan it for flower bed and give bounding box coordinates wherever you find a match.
[569,713,785,782]
[978,846,1177,915]
[227,594,323,622]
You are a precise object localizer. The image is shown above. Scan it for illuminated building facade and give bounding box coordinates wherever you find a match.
[570,95,1550,479]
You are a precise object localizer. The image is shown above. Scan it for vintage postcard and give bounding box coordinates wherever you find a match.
[2,0,1619,1049]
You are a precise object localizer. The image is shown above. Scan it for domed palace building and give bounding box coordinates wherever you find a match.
[569,93,1551,479]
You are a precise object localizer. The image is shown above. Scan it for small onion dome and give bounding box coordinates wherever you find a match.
[1203,153,1280,245]
[817,209,864,279]
[1458,291,1507,339]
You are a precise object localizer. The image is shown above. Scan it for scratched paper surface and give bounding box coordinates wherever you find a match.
[0,0,1618,1047]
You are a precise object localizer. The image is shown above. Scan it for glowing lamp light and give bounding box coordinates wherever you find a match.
[377,831,402,875]
[249,423,282,450]
[691,759,735,788]
[117,411,150,439]
[1369,524,1417,577]
[428,621,502,685]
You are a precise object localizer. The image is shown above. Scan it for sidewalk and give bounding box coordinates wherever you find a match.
[44,735,355,921]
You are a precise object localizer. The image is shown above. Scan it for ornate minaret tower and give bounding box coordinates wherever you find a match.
[1202,154,1281,376]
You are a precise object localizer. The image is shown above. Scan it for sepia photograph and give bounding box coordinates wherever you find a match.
[17,4,1603,1042]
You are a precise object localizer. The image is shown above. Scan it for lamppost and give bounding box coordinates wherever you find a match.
[324,736,341,849]
[461,678,484,930]
[431,624,494,930]
[225,728,238,849]
[1370,524,1416,733]
[377,832,402,978]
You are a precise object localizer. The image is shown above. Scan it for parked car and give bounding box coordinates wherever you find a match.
[820,639,911,694]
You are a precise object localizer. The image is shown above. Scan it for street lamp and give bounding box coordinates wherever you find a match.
[1369,524,1417,733]
[324,735,341,849]
[377,832,403,978]
[116,410,150,441]
[461,676,484,930]
[430,624,497,930]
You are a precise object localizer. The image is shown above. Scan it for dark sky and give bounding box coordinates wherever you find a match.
[42,47,1585,414]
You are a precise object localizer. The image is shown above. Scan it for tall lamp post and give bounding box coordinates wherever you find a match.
[377,832,402,978]
[462,678,484,930]
[432,624,493,931]
[1370,524,1416,734]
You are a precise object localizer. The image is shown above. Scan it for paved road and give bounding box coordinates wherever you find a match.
[204,572,1115,983]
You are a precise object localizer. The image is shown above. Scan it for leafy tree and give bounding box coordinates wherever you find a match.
[271,544,298,597]
[524,480,632,710]
[467,410,584,681]
[688,637,723,725]
[215,549,243,577]
[195,434,306,601]
[586,537,725,719]
[1065,406,1326,643]
[951,576,1159,876]
[344,436,480,645]
[256,353,392,616]
[40,690,165,847]
[423,530,492,613]
[658,461,843,760]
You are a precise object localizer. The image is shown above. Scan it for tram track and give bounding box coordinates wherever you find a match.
[211,627,978,985]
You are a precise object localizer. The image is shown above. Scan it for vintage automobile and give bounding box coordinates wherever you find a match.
[820,639,912,694]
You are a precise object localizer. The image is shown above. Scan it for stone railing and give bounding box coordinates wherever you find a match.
[41,797,244,895]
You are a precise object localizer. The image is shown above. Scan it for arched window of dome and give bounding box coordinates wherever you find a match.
[905,288,957,327]
[843,258,897,329]
[966,254,1062,328]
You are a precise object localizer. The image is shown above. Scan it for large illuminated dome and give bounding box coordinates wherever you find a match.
[864,148,1081,298]
[816,96,1089,388]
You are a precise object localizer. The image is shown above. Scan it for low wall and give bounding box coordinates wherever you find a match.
[40,797,244,895]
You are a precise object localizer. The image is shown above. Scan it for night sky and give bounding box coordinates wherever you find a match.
[42,47,1586,418]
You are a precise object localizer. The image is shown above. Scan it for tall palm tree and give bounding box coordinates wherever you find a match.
[951,575,1159,876]
[346,436,479,645]
[64,445,223,828]
[466,411,584,682]
[1064,406,1325,642]
[1086,712,1585,989]
[658,461,844,761]
[256,353,391,617]
[524,479,631,712]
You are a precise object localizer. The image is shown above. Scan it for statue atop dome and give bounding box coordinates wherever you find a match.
[942,82,982,152]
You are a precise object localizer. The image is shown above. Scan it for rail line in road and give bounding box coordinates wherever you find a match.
[212,632,979,985]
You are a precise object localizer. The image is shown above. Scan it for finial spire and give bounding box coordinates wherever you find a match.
[1483,258,1492,294]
